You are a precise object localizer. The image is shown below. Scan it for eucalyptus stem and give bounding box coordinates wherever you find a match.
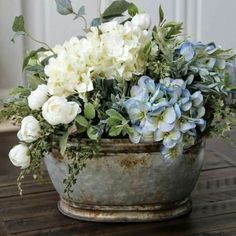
[98,0,102,16]
[26,32,55,55]
[72,12,88,30]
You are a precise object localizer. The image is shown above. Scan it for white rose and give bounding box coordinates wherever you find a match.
[17,116,41,143]
[131,13,151,30]
[42,96,81,125]
[9,144,31,169]
[28,84,48,110]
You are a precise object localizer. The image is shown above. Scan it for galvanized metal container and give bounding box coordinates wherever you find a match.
[44,139,205,222]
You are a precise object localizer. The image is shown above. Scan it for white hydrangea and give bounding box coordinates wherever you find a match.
[44,19,152,98]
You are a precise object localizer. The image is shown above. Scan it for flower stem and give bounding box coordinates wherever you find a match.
[26,32,55,55]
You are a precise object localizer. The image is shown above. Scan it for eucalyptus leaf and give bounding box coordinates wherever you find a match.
[75,115,89,127]
[102,0,131,18]
[74,5,85,20]
[55,0,73,15]
[91,18,102,27]
[84,103,95,120]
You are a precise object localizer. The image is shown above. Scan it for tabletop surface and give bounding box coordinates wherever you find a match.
[0,132,236,236]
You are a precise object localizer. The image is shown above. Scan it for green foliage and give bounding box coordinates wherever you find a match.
[76,115,89,128]
[128,3,139,17]
[11,15,26,42]
[59,125,75,155]
[159,5,164,24]
[106,109,133,137]
[63,141,100,198]
[102,0,131,18]
[84,103,95,120]
[91,0,138,27]
[22,47,48,70]
[12,15,25,32]
[0,87,31,124]
[208,98,236,139]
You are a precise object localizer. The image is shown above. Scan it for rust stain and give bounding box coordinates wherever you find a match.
[120,158,148,169]
[52,149,64,162]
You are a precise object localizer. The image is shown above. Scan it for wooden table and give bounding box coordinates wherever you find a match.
[0,132,236,236]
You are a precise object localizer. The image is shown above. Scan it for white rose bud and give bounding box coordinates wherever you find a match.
[9,144,31,169]
[42,96,81,125]
[28,84,48,110]
[131,13,151,30]
[17,116,41,143]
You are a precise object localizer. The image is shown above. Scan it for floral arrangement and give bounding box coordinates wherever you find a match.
[1,0,235,195]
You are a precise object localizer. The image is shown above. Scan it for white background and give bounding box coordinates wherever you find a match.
[1,0,236,99]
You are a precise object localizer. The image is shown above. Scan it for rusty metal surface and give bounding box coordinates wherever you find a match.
[44,139,205,222]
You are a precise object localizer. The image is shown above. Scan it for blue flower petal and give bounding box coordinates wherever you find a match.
[191,91,203,106]
[154,129,164,141]
[180,122,196,133]
[130,86,149,101]
[138,76,155,94]
[174,104,181,119]
[158,121,175,132]
[163,137,177,149]
[180,42,195,61]
[163,107,176,124]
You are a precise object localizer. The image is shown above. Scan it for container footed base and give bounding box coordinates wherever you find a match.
[58,197,192,222]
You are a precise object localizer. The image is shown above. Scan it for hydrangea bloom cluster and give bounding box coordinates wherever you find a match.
[44,20,151,97]
[124,76,206,158]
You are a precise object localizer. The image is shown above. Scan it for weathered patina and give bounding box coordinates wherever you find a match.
[44,139,205,222]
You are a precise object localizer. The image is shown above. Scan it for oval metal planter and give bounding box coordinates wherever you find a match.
[44,139,205,222]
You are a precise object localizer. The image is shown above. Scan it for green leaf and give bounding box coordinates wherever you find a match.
[27,75,46,90]
[159,5,164,24]
[142,42,152,57]
[102,0,131,18]
[12,15,25,32]
[87,126,99,140]
[77,126,87,134]
[128,3,138,17]
[59,125,75,155]
[107,117,121,126]
[106,109,124,120]
[109,126,122,137]
[84,103,95,120]
[22,47,47,71]
[74,5,85,20]
[55,0,73,15]
[75,115,89,127]
[24,65,45,77]
[59,131,69,155]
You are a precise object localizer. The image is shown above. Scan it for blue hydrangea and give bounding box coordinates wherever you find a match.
[124,76,206,158]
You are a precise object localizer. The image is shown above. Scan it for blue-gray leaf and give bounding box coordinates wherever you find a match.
[74,6,86,20]
[55,0,73,15]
